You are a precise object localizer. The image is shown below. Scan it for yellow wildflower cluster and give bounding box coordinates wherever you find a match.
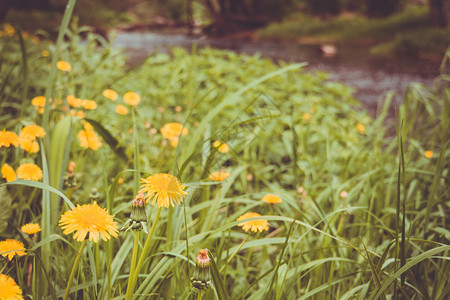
[77,122,102,150]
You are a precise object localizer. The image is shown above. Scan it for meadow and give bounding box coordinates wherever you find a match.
[0,2,449,299]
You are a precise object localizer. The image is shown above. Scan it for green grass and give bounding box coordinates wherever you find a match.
[256,5,450,59]
[0,8,449,299]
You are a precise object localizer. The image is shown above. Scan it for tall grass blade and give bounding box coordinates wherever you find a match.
[208,250,230,300]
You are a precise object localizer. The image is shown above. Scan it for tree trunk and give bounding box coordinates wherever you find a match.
[429,0,450,27]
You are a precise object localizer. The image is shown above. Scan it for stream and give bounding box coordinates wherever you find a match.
[113,31,440,115]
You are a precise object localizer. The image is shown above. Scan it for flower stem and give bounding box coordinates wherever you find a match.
[63,239,87,300]
[127,207,162,298]
[125,230,140,300]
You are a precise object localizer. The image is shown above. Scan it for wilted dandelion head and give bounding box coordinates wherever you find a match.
[3,23,15,36]
[261,193,282,204]
[57,60,71,72]
[115,104,128,115]
[213,140,229,153]
[20,125,46,140]
[59,201,118,243]
[21,223,41,235]
[1,163,16,182]
[0,274,23,300]
[0,239,27,261]
[16,163,43,181]
[424,150,433,158]
[102,89,118,101]
[340,190,348,199]
[209,171,230,181]
[123,92,141,106]
[237,212,269,233]
[139,173,187,208]
[160,123,188,140]
[0,129,19,148]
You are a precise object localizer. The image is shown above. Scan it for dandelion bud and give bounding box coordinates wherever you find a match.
[191,249,212,291]
[121,193,148,233]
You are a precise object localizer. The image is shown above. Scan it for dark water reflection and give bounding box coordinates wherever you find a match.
[113,31,439,115]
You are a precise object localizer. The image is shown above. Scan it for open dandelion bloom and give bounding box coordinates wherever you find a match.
[31,96,45,108]
[16,163,43,181]
[424,150,433,158]
[115,104,128,115]
[356,123,366,134]
[1,164,16,182]
[0,274,23,300]
[0,239,27,261]
[21,223,41,235]
[20,125,46,140]
[103,89,118,100]
[59,201,118,243]
[123,91,141,106]
[0,129,19,148]
[57,60,71,72]
[3,23,15,36]
[67,95,82,108]
[213,140,229,153]
[19,138,39,154]
[139,173,187,208]
[82,100,97,110]
[42,49,50,57]
[237,212,269,233]
[77,123,101,150]
[160,123,188,140]
[261,193,282,204]
[303,113,311,120]
[209,171,230,181]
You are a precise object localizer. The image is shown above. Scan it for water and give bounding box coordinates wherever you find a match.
[113,31,440,114]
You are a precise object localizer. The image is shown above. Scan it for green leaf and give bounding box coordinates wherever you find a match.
[209,250,230,300]
[84,118,128,162]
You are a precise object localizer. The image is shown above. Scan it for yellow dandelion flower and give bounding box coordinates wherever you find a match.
[123,92,141,106]
[42,50,50,57]
[170,137,179,148]
[16,163,43,181]
[1,163,16,182]
[59,201,118,243]
[175,105,182,112]
[424,150,433,158]
[303,113,311,120]
[139,173,187,208]
[57,61,71,72]
[115,104,128,115]
[0,239,27,261]
[261,193,282,204]
[103,89,118,101]
[0,129,19,148]
[21,223,41,235]
[75,110,85,118]
[160,123,188,140]
[209,171,230,181]
[31,96,45,108]
[237,212,269,233]
[77,123,101,150]
[0,274,23,300]
[67,95,82,108]
[213,140,229,153]
[82,100,97,110]
[20,125,46,140]
[19,138,39,154]
[357,123,366,134]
